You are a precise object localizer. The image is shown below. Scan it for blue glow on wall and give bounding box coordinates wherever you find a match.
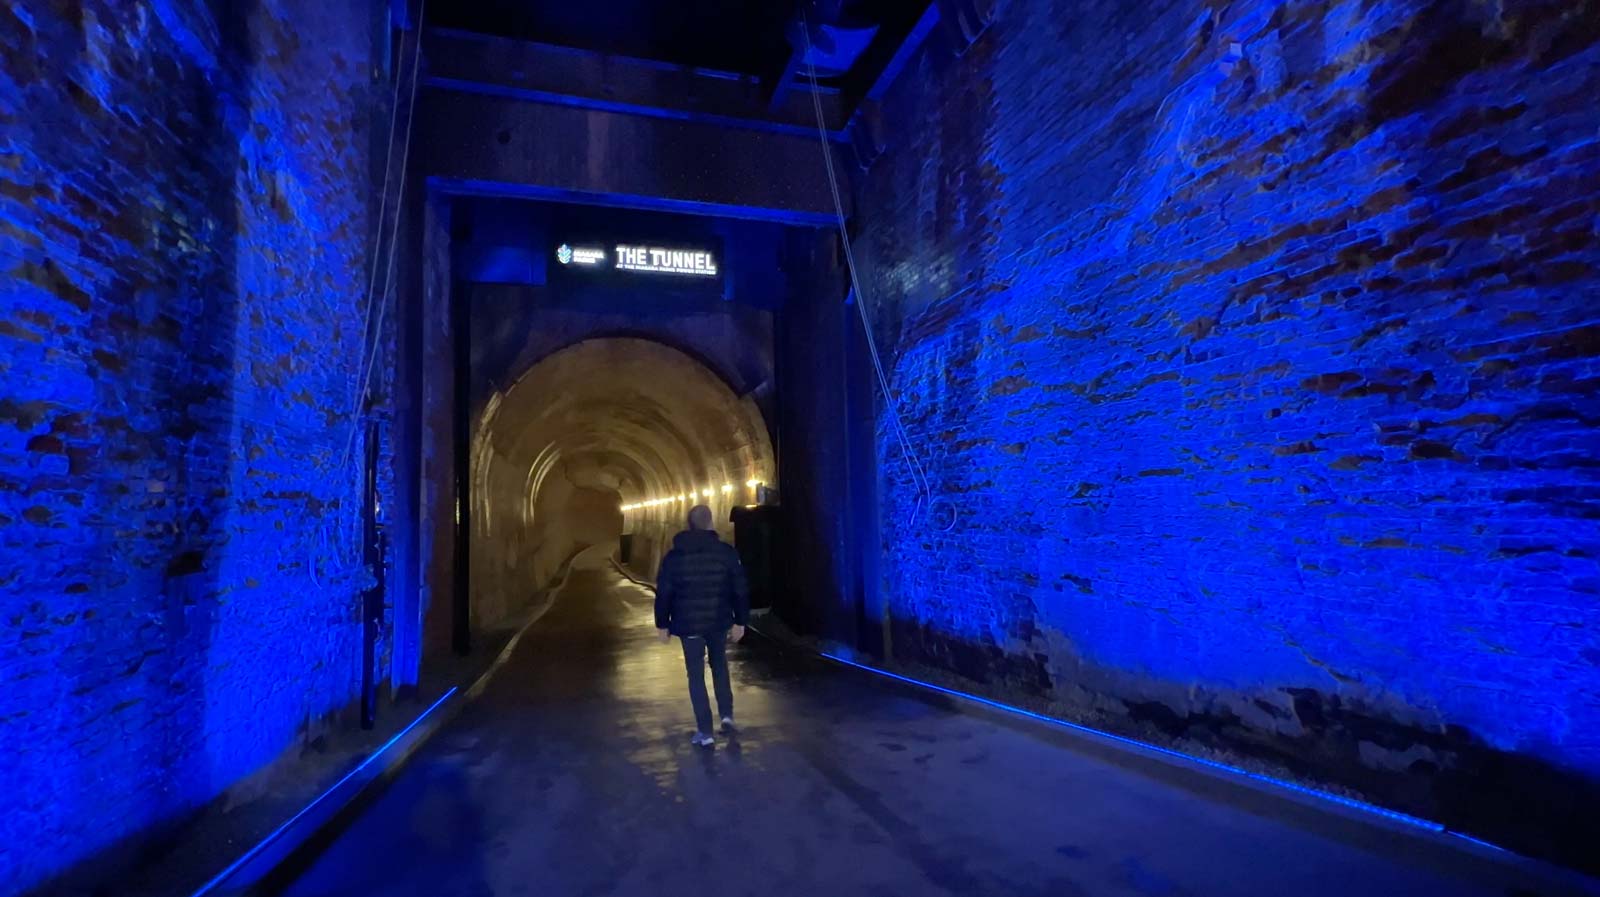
[853,0,1600,866]
[0,1,386,892]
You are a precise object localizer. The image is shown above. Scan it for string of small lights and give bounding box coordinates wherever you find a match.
[620,479,763,513]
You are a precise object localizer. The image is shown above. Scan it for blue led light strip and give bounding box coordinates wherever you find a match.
[597,566,1504,855]
[812,650,1512,846]
[188,686,460,897]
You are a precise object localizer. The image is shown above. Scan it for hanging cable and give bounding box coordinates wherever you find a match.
[314,0,429,589]
[348,9,410,422]
[343,0,428,468]
[800,11,935,526]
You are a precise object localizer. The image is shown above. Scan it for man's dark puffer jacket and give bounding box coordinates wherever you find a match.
[654,529,750,637]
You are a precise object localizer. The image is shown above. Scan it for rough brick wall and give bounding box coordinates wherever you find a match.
[853,0,1600,866]
[0,1,380,891]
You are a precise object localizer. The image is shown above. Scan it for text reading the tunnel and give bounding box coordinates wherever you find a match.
[555,242,719,277]
[616,245,718,276]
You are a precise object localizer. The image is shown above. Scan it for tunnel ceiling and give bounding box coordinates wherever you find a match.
[428,0,934,101]
[476,337,776,530]
[431,0,797,74]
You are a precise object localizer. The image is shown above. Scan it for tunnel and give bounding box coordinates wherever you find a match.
[470,337,774,627]
[3,0,1599,895]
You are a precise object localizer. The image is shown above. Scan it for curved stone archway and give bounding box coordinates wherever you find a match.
[471,338,775,627]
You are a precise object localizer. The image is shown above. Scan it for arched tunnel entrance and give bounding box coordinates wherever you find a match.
[470,337,775,630]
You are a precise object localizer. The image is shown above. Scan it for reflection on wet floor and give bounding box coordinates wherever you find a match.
[274,567,1585,897]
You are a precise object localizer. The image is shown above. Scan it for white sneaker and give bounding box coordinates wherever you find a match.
[720,717,736,732]
[691,732,715,748]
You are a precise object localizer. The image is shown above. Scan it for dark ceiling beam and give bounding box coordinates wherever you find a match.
[863,3,941,105]
[836,0,995,170]
[935,0,997,56]
[425,28,851,141]
[764,40,808,114]
[419,88,847,226]
[839,2,940,170]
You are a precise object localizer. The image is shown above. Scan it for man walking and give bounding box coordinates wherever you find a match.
[655,505,750,747]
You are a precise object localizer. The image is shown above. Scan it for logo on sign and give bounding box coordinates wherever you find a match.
[557,245,605,266]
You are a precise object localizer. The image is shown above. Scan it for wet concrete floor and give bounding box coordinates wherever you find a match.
[272,566,1590,897]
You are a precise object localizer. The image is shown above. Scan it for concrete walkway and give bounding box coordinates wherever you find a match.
[272,568,1590,897]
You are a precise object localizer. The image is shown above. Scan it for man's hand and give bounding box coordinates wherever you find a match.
[657,628,672,645]
[730,624,746,643]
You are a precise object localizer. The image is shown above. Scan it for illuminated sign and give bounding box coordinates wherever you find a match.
[615,245,718,277]
[554,242,719,278]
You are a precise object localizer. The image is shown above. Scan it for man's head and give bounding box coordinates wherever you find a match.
[687,504,714,531]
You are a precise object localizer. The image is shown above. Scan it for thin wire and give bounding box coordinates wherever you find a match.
[789,14,1227,530]
[315,1,429,588]
[857,55,1233,337]
[799,40,930,510]
[799,13,933,523]
[350,12,410,423]
[343,0,428,467]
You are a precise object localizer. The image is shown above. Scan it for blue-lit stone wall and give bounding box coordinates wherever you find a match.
[0,1,380,892]
[855,0,1599,865]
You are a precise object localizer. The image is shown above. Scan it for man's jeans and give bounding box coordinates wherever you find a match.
[680,631,732,735]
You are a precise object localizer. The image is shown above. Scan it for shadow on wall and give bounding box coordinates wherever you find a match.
[883,613,1600,876]
[469,338,773,633]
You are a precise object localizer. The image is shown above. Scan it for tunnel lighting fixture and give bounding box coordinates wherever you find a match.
[746,479,761,489]
[623,492,736,510]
